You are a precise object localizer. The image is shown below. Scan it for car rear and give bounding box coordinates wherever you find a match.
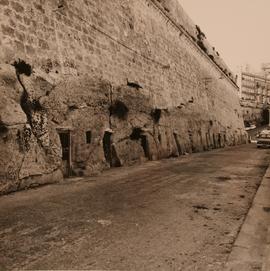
[256,132,270,148]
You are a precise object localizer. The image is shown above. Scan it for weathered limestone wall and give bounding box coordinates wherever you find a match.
[0,0,247,194]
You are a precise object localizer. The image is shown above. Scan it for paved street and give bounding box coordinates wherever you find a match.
[0,144,270,271]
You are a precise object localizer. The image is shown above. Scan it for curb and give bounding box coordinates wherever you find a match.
[225,165,270,271]
[262,225,270,271]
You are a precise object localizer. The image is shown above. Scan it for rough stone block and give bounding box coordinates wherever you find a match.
[0,0,9,6]
[11,1,24,13]
[1,24,14,37]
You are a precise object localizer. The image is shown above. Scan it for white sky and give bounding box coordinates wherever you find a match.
[179,0,270,73]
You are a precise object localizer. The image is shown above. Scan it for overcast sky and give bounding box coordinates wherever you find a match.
[180,0,270,73]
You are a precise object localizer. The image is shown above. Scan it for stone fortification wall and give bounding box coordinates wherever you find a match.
[0,0,246,194]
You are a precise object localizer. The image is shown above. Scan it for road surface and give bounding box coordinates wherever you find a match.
[0,144,270,271]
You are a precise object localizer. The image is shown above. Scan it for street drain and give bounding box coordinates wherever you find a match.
[216,176,231,182]
[263,207,270,213]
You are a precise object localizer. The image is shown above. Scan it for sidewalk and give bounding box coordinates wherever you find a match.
[225,165,270,271]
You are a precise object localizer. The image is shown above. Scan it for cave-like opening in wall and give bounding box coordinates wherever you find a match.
[130,128,150,160]
[58,130,72,178]
[173,132,182,156]
[103,131,112,166]
[212,134,217,149]
[103,130,121,168]
[141,134,150,160]
[218,133,222,148]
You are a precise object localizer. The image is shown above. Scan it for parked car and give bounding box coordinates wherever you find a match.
[256,130,270,148]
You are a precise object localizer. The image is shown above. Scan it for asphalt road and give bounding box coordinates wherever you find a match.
[0,144,270,271]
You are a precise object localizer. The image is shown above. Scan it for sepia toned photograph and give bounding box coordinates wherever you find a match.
[0,0,270,270]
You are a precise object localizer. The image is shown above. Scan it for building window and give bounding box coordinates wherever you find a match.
[86,131,92,144]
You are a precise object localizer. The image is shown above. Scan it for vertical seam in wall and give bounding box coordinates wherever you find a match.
[50,10,65,74]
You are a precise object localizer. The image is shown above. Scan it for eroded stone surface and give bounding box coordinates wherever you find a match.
[0,0,247,194]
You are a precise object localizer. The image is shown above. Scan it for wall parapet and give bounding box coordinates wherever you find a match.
[148,0,238,90]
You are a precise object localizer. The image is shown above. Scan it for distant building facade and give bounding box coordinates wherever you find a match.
[238,69,270,126]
